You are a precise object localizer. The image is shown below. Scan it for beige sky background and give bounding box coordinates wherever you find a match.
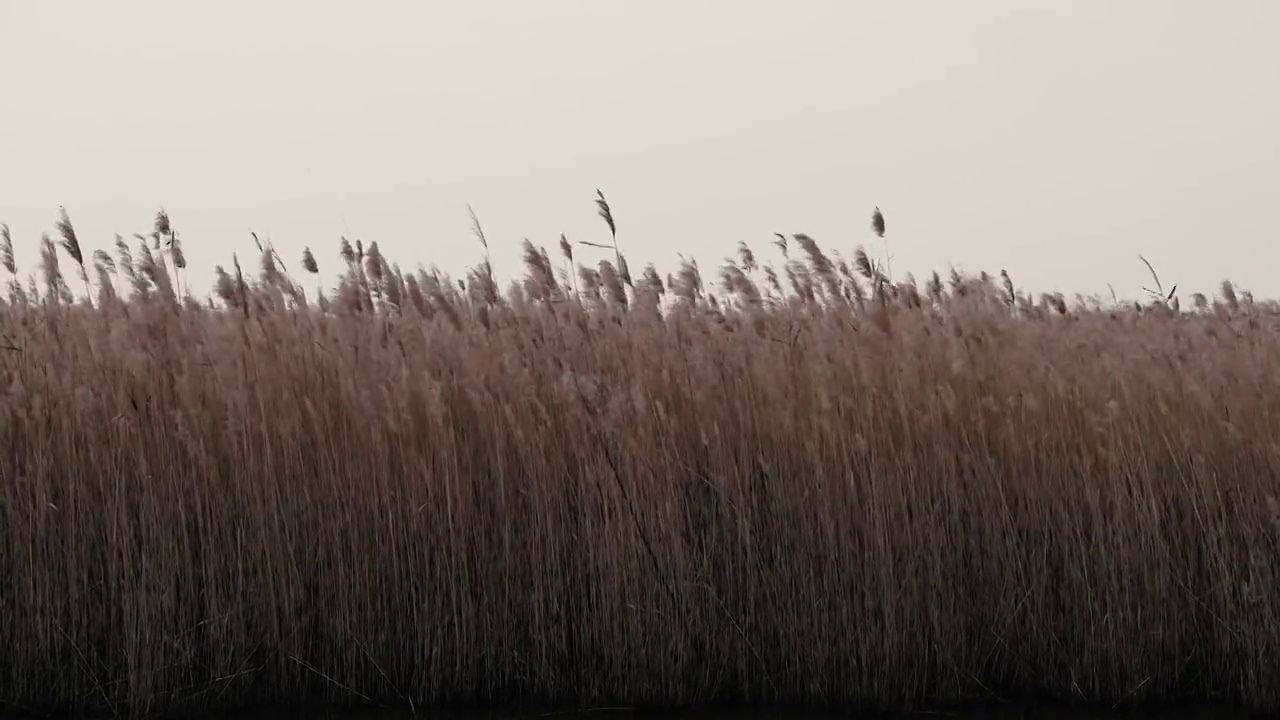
[1,1,1277,303]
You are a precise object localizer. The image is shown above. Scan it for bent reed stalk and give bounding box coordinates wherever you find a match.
[1,205,1279,717]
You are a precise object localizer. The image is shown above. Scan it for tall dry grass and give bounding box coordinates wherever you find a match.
[1,205,1279,717]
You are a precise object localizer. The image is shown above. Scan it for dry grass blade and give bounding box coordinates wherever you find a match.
[467,204,489,252]
[1138,254,1174,307]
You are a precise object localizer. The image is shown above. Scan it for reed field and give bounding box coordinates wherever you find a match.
[1,202,1279,718]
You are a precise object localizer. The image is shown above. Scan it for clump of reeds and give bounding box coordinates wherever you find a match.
[0,200,1278,719]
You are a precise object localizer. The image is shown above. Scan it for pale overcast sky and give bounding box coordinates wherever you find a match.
[1,1,1277,302]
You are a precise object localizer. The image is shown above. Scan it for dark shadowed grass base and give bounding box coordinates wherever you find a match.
[177,706,1269,720]
[2,706,1268,720]
[0,701,1268,720]
[185,708,1266,720]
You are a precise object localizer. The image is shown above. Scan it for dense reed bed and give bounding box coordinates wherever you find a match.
[1,205,1279,717]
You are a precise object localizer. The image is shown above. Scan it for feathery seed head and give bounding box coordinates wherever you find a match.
[55,206,84,267]
[559,233,573,263]
[302,247,319,274]
[0,222,14,275]
[737,241,757,273]
[169,234,187,270]
[92,249,117,276]
[595,189,616,239]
